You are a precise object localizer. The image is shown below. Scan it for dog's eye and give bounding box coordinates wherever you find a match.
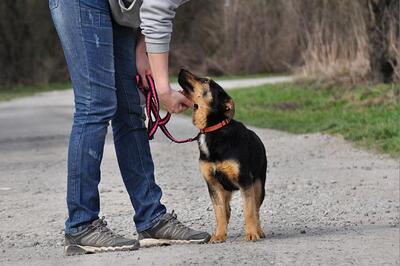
[193,104,199,110]
[201,79,209,84]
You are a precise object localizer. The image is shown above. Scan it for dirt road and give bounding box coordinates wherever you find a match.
[0,77,399,265]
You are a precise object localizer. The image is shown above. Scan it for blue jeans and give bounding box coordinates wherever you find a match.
[49,0,166,234]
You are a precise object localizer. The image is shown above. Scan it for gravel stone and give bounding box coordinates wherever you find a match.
[0,86,399,266]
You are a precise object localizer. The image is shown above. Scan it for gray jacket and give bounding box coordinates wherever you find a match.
[109,0,188,53]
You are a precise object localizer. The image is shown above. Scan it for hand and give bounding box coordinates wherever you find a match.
[143,38,191,113]
[136,32,151,88]
[158,87,192,113]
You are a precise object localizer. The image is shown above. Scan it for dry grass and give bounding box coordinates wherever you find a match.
[388,5,400,82]
[172,0,399,85]
[171,0,305,76]
[295,1,370,84]
[298,31,370,84]
[1,0,398,87]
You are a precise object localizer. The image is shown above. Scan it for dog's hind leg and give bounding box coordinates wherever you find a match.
[254,179,265,238]
[225,192,232,224]
[206,182,231,243]
[241,185,261,241]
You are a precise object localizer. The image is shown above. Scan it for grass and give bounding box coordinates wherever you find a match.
[226,82,400,157]
[0,82,71,102]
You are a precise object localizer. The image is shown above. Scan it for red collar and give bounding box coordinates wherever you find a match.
[200,118,231,134]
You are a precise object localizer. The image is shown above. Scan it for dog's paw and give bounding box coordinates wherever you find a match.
[245,231,261,241]
[209,233,226,243]
[257,228,265,238]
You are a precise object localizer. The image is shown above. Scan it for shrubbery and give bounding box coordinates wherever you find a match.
[0,0,398,88]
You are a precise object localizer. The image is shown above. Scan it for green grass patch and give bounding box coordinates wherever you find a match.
[0,82,71,102]
[226,83,400,157]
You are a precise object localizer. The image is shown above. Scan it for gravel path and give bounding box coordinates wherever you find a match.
[0,77,399,265]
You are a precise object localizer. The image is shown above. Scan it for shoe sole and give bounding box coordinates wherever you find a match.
[64,243,139,256]
[139,237,210,247]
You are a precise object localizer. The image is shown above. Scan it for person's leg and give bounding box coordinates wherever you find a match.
[111,22,166,232]
[110,23,210,245]
[50,0,116,233]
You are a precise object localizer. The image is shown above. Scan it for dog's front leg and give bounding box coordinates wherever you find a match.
[206,181,231,243]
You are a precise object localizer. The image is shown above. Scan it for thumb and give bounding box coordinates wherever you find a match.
[181,95,192,107]
[177,104,188,113]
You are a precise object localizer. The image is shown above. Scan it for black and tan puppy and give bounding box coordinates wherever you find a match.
[178,69,267,243]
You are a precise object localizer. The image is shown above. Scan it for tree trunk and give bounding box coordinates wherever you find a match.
[367,0,398,83]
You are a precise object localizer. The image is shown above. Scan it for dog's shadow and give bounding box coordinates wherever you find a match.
[224,223,395,242]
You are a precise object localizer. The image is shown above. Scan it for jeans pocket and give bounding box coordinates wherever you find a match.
[49,0,59,10]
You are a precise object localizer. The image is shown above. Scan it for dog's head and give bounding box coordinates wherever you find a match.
[178,69,235,130]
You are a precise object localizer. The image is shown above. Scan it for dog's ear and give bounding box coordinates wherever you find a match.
[224,98,235,119]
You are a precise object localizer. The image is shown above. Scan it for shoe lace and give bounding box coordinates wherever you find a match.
[94,216,121,238]
[165,211,192,235]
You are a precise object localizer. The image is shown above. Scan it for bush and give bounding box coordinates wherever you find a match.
[171,0,399,84]
[0,1,68,88]
[0,0,398,89]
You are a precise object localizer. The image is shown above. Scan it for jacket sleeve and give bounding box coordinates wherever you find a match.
[140,0,184,53]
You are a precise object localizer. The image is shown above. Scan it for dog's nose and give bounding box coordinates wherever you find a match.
[178,69,194,92]
[179,68,189,77]
[178,69,187,81]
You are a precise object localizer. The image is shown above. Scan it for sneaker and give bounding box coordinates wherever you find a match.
[138,211,211,247]
[64,217,139,256]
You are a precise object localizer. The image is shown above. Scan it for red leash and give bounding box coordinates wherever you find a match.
[136,74,199,143]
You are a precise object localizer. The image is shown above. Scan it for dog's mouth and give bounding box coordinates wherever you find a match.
[178,69,199,110]
[178,69,200,110]
[178,69,196,94]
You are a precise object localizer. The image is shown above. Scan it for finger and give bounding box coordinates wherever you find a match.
[175,91,191,106]
[181,96,192,107]
[141,73,149,89]
[170,104,181,114]
[166,104,176,114]
[145,68,152,76]
[177,104,188,113]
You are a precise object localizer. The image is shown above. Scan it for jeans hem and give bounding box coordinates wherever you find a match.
[135,210,166,233]
[64,221,92,235]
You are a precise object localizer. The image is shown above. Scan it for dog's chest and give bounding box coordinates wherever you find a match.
[198,134,210,158]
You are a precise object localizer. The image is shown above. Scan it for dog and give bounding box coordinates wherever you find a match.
[178,69,267,243]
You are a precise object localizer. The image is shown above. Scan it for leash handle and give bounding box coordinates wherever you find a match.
[136,74,199,143]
